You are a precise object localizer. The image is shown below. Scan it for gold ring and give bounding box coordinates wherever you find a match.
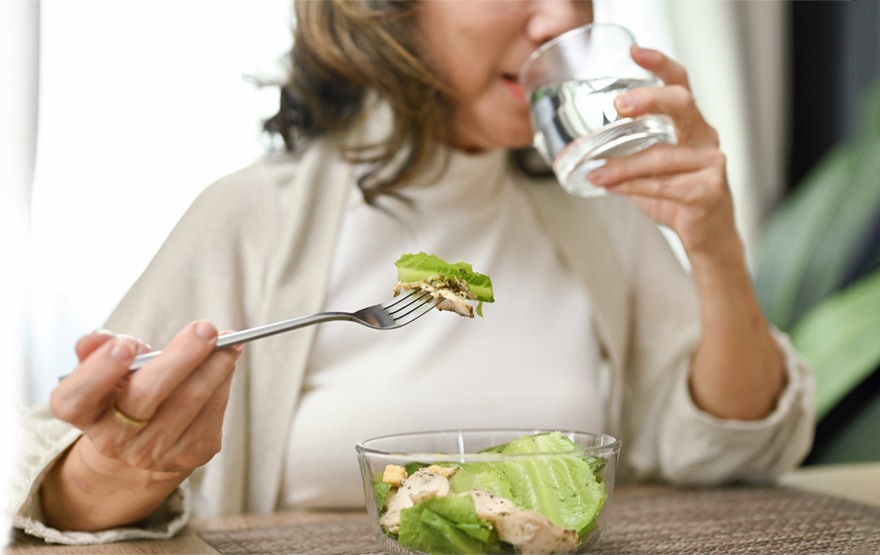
[111,401,149,429]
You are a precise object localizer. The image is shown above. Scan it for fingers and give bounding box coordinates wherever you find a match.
[156,369,237,471]
[616,86,717,146]
[589,143,726,194]
[53,321,221,429]
[601,167,726,213]
[585,46,741,261]
[620,46,717,146]
[585,46,723,203]
[586,143,732,232]
[74,330,115,361]
[52,337,138,427]
[113,321,219,423]
[135,343,242,456]
[51,321,244,475]
[75,330,152,362]
[630,45,691,90]
[117,334,154,355]
[99,335,241,472]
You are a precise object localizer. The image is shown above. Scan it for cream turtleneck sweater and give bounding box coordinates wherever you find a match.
[280,149,602,508]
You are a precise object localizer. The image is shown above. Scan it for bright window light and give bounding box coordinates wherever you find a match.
[29,0,293,402]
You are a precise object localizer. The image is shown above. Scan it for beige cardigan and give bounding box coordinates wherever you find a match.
[11,136,815,544]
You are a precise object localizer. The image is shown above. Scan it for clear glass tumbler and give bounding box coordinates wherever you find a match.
[520,23,677,198]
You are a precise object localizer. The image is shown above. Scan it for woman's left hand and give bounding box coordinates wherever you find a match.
[586,45,740,267]
[587,46,787,421]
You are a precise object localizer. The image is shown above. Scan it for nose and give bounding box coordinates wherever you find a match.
[526,0,593,46]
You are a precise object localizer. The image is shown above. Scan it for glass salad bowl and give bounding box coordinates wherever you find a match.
[355,429,620,554]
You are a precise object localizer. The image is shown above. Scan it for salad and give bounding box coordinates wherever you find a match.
[370,432,608,554]
[393,252,495,317]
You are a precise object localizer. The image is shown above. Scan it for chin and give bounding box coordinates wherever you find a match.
[509,134,535,149]
[453,110,534,151]
[485,119,535,150]
[501,127,536,150]
[453,130,532,152]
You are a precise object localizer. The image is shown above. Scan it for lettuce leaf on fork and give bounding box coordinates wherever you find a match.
[394,252,495,317]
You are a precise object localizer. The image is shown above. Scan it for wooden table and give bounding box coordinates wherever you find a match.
[6,463,879,554]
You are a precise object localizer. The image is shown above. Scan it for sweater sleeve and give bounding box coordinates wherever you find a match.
[9,404,191,545]
[8,157,298,543]
[657,328,815,484]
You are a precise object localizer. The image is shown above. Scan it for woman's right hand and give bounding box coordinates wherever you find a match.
[42,321,243,530]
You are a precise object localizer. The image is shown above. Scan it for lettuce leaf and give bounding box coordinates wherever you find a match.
[497,432,606,537]
[397,494,504,554]
[451,432,606,538]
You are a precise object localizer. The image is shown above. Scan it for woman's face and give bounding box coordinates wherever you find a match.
[415,0,593,152]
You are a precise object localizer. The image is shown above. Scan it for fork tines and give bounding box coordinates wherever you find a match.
[386,290,437,320]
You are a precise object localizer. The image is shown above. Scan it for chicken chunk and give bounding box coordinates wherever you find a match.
[466,489,517,520]
[378,487,414,534]
[400,467,451,503]
[466,489,578,554]
[378,467,451,534]
[493,509,578,554]
[393,278,475,317]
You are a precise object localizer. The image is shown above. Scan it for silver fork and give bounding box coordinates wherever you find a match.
[127,290,439,371]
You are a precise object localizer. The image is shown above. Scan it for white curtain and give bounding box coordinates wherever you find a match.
[27,0,293,404]
[1,0,39,530]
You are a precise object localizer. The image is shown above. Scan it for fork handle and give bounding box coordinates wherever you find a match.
[127,312,350,371]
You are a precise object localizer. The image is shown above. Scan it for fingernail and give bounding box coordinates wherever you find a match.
[92,328,115,336]
[614,94,633,112]
[110,339,134,361]
[586,159,608,184]
[194,321,217,341]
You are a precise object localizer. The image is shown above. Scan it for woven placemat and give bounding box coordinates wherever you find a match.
[199,486,880,554]
[591,485,880,554]
[199,517,382,555]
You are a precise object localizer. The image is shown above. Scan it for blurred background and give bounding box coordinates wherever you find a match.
[2,0,878,484]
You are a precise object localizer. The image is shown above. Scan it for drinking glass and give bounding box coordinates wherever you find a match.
[520,23,677,198]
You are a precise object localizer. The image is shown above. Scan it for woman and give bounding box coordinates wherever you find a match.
[11,0,813,544]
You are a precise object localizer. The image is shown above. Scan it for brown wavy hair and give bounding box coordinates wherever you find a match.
[263,0,456,205]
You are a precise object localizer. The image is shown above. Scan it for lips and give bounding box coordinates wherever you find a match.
[501,74,526,105]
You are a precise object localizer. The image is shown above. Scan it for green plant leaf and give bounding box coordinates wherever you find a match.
[753,82,880,331]
[866,80,880,135]
[754,79,880,424]
[791,270,880,420]
[753,145,854,330]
